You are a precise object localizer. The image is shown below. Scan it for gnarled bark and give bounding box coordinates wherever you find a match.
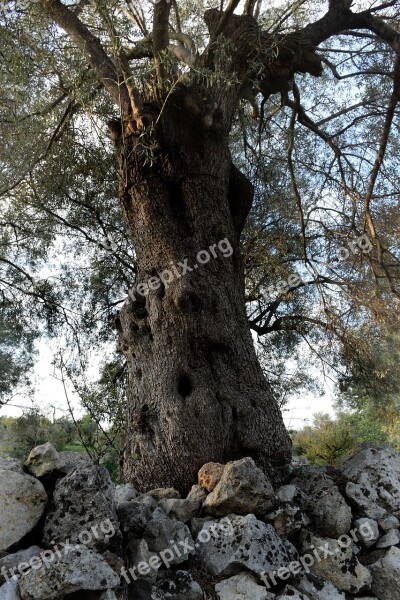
[115,108,292,491]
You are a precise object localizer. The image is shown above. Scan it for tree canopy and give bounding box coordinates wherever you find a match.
[0,0,399,417]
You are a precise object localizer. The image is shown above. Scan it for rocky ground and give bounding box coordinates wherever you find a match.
[0,442,399,599]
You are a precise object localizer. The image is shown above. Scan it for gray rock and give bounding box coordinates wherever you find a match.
[158,498,200,523]
[266,503,309,538]
[376,529,400,549]
[26,443,66,478]
[0,459,23,475]
[292,469,352,538]
[354,518,380,548]
[0,577,21,600]
[143,508,194,566]
[57,450,91,471]
[297,574,346,599]
[186,484,207,504]
[115,483,137,505]
[196,514,298,577]
[0,470,47,553]
[0,547,42,584]
[125,539,158,583]
[277,485,297,503]
[153,571,203,599]
[117,500,152,539]
[190,517,214,539]
[43,464,121,552]
[278,585,309,599]
[301,531,372,593]
[341,445,400,519]
[203,457,275,517]
[215,573,275,599]
[18,544,119,600]
[370,546,400,600]
[147,488,180,501]
[379,515,400,531]
[137,494,158,512]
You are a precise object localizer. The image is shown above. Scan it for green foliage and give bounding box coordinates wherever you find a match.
[0,0,399,420]
[0,410,75,460]
[0,410,122,481]
[292,410,396,467]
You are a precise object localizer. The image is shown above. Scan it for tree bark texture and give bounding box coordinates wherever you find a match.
[114,89,292,492]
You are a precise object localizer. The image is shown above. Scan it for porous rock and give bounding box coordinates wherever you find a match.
[0,547,42,584]
[203,457,275,516]
[158,497,201,523]
[26,443,66,479]
[292,468,352,538]
[354,518,379,548]
[0,470,47,553]
[301,531,372,593]
[18,544,119,600]
[196,514,298,577]
[43,465,121,552]
[142,508,194,565]
[215,572,275,600]
[198,462,224,492]
[370,546,400,600]
[152,571,203,599]
[341,444,400,519]
[297,574,346,600]
[115,483,137,505]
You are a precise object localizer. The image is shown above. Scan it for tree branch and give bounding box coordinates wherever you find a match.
[39,0,142,121]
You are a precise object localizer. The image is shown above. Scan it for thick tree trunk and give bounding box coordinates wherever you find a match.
[114,97,292,493]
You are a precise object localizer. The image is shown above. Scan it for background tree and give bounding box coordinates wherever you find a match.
[0,0,399,491]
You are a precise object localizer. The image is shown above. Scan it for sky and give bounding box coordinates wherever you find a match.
[1,337,336,429]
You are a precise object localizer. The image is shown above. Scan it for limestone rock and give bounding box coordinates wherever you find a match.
[26,443,66,479]
[379,515,399,532]
[215,573,275,600]
[125,539,158,583]
[57,451,91,471]
[354,518,380,548]
[302,531,372,593]
[43,465,121,552]
[0,470,47,553]
[278,585,310,599]
[0,577,21,600]
[341,445,400,519]
[0,459,24,475]
[370,546,400,600]
[276,485,297,503]
[115,483,137,505]
[0,547,42,584]
[117,500,152,539]
[18,544,119,600]
[186,484,207,504]
[292,469,352,538]
[376,528,400,549]
[203,457,275,516]
[152,571,203,599]
[142,508,194,566]
[158,498,200,523]
[266,503,309,538]
[297,574,346,600]
[198,462,224,492]
[196,514,298,577]
[147,488,180,501]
